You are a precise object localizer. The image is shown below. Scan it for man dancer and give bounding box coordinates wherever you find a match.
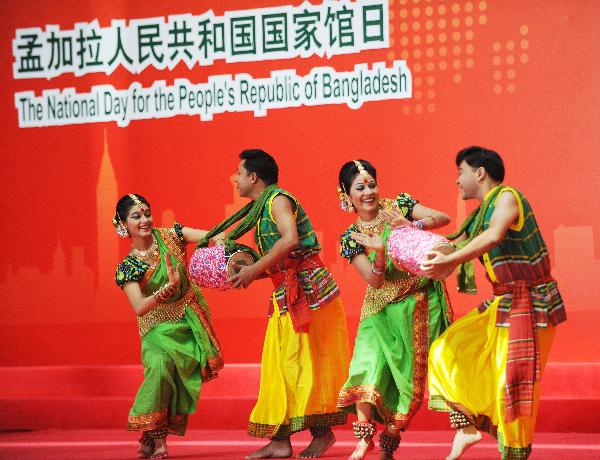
[229,149,350,459]
[421,146,566,460]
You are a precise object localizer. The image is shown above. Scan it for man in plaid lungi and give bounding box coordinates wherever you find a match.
[422,146,566,460]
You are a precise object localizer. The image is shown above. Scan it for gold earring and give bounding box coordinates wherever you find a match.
[112,217,130,238]
[337,186,355,213]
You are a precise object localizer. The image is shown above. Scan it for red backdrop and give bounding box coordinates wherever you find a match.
[1,0,599,366]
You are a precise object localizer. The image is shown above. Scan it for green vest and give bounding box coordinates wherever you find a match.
[471,186,565,327]
[254,188,320,257]
[474,186,551,284]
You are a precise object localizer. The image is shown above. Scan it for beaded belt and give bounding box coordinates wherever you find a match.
[360,275,423,321]
[137,288,196,336]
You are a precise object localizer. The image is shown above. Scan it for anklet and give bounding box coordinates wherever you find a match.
[379,431,400,452]
[352,420,377,439]
[449,411,472,429]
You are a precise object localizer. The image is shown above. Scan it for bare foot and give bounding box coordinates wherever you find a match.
[446,426,482,460]
[349,438,374,460]
[138,441,154,459]
[150,437,168,459]
[379,450,394,460]
[297,429,336,458]
[246,439,293,459]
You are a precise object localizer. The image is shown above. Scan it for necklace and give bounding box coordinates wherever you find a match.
[130,234,159,264]
[356,211,385,233]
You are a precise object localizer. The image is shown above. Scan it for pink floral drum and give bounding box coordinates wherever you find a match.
[189,246,254,290]
[387,226,455,276]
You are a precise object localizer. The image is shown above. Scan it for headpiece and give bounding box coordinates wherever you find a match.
[353,160,372,184]
[129,194,144,209]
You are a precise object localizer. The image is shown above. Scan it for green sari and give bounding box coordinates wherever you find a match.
[115,225,223,435]
[336,195,453,431]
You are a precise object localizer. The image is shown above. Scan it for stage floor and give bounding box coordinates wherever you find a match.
[1,429,599,459]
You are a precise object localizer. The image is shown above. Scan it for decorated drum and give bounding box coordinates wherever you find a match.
[189,246,255,290]
[387,225,455,277]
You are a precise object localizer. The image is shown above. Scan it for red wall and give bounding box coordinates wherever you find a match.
[1,0,599,366]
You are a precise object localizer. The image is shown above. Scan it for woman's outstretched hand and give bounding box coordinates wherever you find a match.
[164,253,181,290]
[381,209,411,228]
[350,231,385,253]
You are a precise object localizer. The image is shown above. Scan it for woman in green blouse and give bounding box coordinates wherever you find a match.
[113,193,223,459]
[335,161,453,460]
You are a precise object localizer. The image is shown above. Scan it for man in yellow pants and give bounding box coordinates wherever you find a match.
[422,146,566,460]
[229,149,350,459]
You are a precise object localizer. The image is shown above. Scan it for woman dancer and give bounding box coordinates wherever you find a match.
[336,160,453,460]
[113,194,223,459]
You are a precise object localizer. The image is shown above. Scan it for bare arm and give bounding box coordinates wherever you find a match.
[351,254,386,288]
[182,227,226,245]
[411,203,451,230]
[121,254,181,316]
[229,194,299,288]
[421,191,519,278]
[122,282,160,317]
[346,232,386,288]
[381,203,450,230]
[181,227,208,244]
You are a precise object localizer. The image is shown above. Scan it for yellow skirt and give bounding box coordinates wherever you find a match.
[428,297,555,450]
[248,296,350,438]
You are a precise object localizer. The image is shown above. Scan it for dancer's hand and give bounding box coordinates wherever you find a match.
[350,231,384,253]
[211,232,226,246]
[381,209,411,228]
[165,253,181,289]
[228,264,259,289]
[420,250,455,279]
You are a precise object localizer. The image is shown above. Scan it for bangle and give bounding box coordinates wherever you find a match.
[413,219,425,230]
[153,287,165,303]
[153,284,175,303]
[371,263,385,275]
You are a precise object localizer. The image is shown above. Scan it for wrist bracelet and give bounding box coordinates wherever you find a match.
[153,284,174,303]
[153,286,166,303]
[413,220,425,230]
[371,263,385,275]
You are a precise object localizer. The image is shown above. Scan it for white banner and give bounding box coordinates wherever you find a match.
[15,61,411,127]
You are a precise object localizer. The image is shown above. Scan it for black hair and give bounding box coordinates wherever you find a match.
[239,149,279,185]
[338,159,377,192]
[115,194,150,222]
[455,146,505,182]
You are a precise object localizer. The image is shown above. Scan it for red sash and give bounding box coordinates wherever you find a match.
[268,254,325,333]
[493,275,554,422]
